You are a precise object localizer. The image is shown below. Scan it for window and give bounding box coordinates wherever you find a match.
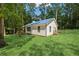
[27,27,31,31]
[49,26,51,32]
[38,26,40,32]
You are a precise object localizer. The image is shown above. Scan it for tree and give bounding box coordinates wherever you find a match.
[0,4,6,48]
[4,4,26,35]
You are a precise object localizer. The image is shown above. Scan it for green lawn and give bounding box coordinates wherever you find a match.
[0,29,79,56]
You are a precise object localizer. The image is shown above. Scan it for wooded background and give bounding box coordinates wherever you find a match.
[1,3,79,30]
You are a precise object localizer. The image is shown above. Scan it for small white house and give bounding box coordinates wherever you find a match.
[25,18,58,36]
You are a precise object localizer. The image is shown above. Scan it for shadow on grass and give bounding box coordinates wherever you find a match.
[51,41,79,56]
[19,40,79,56]
[65,43,79,55]
[19,44,47,56]
[19,42,64,56]
[4,34,35,49]
[0,34,34,56]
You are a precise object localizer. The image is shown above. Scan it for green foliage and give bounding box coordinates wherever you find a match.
[2,3,79,30]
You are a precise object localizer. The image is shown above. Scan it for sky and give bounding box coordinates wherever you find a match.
[25,3,41,16]
[25,3,53,16]
[34,3,51,16]
[34,8,41,16]
[34,3,42,16]
[35,3,42,7]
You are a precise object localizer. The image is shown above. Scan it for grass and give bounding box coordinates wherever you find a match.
[0,29,79,56]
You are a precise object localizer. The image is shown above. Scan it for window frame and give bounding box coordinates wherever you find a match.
[49,26,51,32]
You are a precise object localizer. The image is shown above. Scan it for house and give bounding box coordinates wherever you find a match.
[25,18,58,36]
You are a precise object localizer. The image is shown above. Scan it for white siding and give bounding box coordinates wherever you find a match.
[31,25,47,36]
[47,21,57,36]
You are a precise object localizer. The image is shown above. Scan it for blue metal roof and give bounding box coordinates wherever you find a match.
[31,19,49,24]
[26,18,55,26]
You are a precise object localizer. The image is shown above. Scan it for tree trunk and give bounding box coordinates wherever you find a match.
[55,9,58,33]
[56,9,58,21]
[0,17,6,48]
